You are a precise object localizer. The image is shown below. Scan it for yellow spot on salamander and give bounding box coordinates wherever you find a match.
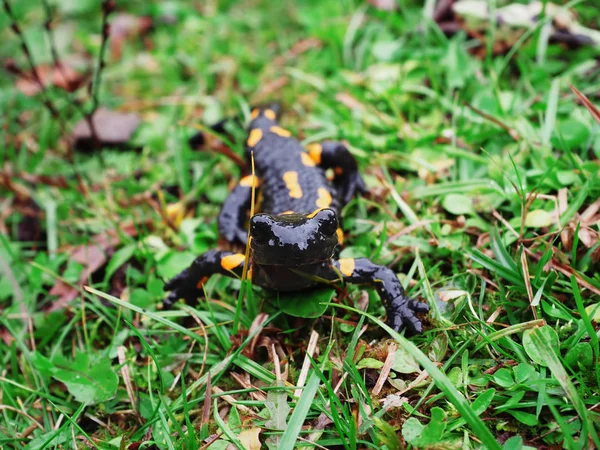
[251,108,260,119]
[336,228,344,245]
[280,210,295,215]
[221,254,246,271]
[240,175,259,187]
[315,187,332,208]
[264,109,276,120]
[338,258,355,277]
[247,128,262,147]
[307,208,326,219]
[282,171,303,199]
[306,143,322,165]
[301,152,316,167]
[270,126,291,137]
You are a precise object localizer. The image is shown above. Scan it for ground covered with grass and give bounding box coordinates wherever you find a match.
[1,0,600,448]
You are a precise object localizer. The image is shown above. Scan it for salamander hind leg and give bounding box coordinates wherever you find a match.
[163,250,247,308]
[332,257,429,333]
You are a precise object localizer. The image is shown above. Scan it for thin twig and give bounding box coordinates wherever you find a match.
[40,0,101,147]
[40,0,70,86]
[3,0,91,194]
[2,0,62,122]
[89,0,115,114]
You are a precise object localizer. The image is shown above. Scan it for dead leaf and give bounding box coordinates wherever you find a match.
[335,92,366,111]
[437,289,468,302]
[273,38,321,65]
[238,428,262,450]
[382,393,409,410]
[368,0,397,11]
[71,108,140,150]
[110,13,154,60]
[6,60,88,96]
[48,222,140,311]
[452,1,600,55]
[0,327,15,346]
[252,76,289,102]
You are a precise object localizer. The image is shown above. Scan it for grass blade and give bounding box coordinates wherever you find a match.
[279,371,321,450]
[330,303,502,450]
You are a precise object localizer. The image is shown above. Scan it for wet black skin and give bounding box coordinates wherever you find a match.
[164,106,429,333]
[249,210,339,291]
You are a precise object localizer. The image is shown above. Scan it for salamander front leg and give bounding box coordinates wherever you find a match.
[305,141,366,204]
[333,258,429,333]
[163,250,248,308]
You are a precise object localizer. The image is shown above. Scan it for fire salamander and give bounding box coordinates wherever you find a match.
[164,105,429,333]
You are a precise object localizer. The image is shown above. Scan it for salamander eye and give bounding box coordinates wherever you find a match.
[250,215,274,242]
[314,209,338,236]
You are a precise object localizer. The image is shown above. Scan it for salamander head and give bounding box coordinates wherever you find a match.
[250,208,338,266]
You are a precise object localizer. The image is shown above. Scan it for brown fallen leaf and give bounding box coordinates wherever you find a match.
[71,108,140,150]
[0,327,15,346]
[47,222,141,311]
[335,92,366,111]
[252,76,288,103]
[273,38,322,66]
[368,0,397,11]
[109,13,154,60]
[5,60,88,96]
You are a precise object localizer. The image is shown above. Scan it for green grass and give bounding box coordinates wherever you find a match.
[1,0,600,448]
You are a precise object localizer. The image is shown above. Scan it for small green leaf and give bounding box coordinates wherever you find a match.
[564,342,593,369]
[442,194,474,215]
[356,358,384,370]
[24,428,70,450]
[402,417,424,444]
[524,210,553,228]
[228,404,242,433]
[157,251,197,279]
[104,244,136,282]
[37,352,119,405]
[471,389,495,415]
[503,435,523,450]
[392,346,420,374]
[414,407,447,446]
[552,119,590,149]
[507,410,538,426]
[130,288,154,308]
[492,368,514,388]
[556,170,579,186]
[276,288,334,318]
[513,363,536,385]
[523,326,559,367]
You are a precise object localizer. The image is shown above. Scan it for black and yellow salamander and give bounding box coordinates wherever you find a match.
[164,105,429,333]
